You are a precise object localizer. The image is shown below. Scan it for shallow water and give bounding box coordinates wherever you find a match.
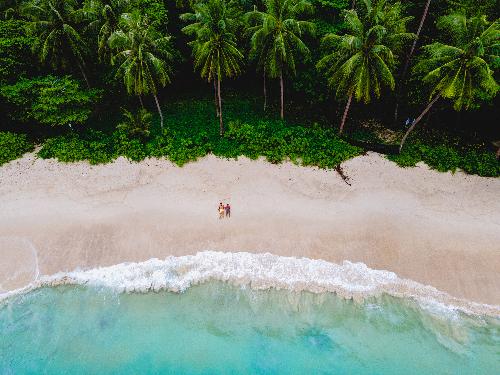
[1,282,499,374]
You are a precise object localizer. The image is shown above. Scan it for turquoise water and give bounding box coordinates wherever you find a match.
[1,282,499,374]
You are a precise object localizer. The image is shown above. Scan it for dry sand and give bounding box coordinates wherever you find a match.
[0,152,499,305]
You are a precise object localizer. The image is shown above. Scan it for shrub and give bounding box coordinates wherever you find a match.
[36,98,362,168]
[32,97,498,177]
[461,147,500,177]
[0,131,34,165]
[389,139,499,177]
[0,20,35,84]
[112,130,148,162]
[117,108,152,140]
[0,75,102,127]
[37,134,92,162]
[38,130,115,164]
[223,119,361,168]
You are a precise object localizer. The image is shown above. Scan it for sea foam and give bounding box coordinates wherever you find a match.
[1,251,499,317]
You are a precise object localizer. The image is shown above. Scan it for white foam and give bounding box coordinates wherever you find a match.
[1,251,499,317]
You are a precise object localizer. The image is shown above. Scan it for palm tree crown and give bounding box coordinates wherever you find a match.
[83,0,131,63]
[358,0,414,57]
[416,14,498,111]
[246,0,314,119]
[109,11,174,128]
[318,3,411,133]
[399,13,499,151]
[25,0,90,87]
[181,0,244,135]
[117,107,152,139]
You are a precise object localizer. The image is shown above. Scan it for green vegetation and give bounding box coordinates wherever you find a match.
[117,108,152,139]
[25,0,91,87]
[246,0,314,119]
[1,76,102,127]
[37,97,362,167]
[181,0,244,134]
[399,13,499,151]
[317,2,413,133]
[109,11,175,128]
[0,131,34,165]
[389,130,500,177]
[0,19,34,84]
[0,0,498,177]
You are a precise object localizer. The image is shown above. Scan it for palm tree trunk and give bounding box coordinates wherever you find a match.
[399,94,440,152]
[153,94,164,129]
[138,95,144,108]
[280,72,284,120]
[351,0,356,9]
[394,0,431,123]
[339,94,353,135]
[263,67,267,112]
[77,62,90,89]
[403,0,431,80]
[218,77,223,136]
[213,79,219,117]
[423,106,434,127]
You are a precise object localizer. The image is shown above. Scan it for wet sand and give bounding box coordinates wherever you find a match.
[0,152,499,305]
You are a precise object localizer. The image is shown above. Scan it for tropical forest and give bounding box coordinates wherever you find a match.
[0,0,499,176]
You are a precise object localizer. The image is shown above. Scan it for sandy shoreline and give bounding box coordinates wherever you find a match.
[0,152,499,305]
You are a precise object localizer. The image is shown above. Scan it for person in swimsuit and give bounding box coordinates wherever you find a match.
[218,202,225,219]
[225,203,231,218]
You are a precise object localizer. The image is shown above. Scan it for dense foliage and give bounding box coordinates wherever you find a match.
[317,1,414,133]
[246,0,314,119]
[0,19,34,83]
[389,130,500,176]
[181,0,244,134]
[399,13,499,151]
[0,131,34,165]
[37,97,362,167]
[1,76,102,127]
[0,0,498,176]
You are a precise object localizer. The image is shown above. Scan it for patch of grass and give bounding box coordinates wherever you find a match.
[0,131,34,165]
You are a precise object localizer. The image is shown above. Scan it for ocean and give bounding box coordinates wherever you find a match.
[1,252,498,374]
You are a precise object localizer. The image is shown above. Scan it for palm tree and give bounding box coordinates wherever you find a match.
[399,14,499,151]
[82,0,131,63]
[246,0,314,119]
[181,0,244,135]
[109,11,174,129]
[394,0,432,123]
[359,0,414,57]
[317,5,412,134]
[24,0,90,87]
[117,107,152,139]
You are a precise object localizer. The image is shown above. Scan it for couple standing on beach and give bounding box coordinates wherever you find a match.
[218,202,231,219]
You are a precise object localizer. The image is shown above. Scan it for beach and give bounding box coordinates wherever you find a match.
[0,152,499,306]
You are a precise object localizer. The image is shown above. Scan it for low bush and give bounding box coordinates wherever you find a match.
[30,97,500,177]
[388,133,499,177]
[0,75,102,127]
[461,147,500,177]
[0,131,34,165]
[37,97,362,168]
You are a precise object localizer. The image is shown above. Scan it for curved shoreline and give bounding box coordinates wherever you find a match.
[1,152,499,306]
[1,251,499,318]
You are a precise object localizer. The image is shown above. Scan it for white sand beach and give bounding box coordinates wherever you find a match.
[0,152,499,305]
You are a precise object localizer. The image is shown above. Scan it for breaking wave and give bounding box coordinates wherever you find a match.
[1,251,499,317]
